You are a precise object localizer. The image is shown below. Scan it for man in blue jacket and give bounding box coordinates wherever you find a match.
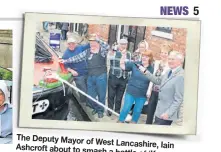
[62,37,90,120]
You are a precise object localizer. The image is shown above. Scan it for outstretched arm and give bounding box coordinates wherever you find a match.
[80,43,90,51]
[96,38,110,57]
[63,49,88,64]
[120,56,133,71]
[139,67,162,85]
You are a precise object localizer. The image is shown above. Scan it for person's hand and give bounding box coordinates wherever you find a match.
[109,49,115,56]
[120,57,125,65]
[146,94,151,100]
[90,33,98,40]
[69,69,78,76]
[59,59,65,63]
[95,33,100,39]
[138,65,146,73]
[160,113,169,120]
[135,49,140,53]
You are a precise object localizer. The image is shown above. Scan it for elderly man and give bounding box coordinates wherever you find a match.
[0,80,12,144]
[61,34,110,118]
[107,39,132,117]
[138,51,184,125]
[62,37,90,121]
[86,34,110,118]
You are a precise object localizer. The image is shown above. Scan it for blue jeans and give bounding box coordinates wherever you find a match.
[61,30,68,40]
[74,75,87,103]
[119,93,146,123]
[87,73,107,114]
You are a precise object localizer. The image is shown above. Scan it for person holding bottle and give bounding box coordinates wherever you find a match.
[117,50,154,123]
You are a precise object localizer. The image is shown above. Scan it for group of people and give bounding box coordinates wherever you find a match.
[0,80,12,144]
[61,33,184,125]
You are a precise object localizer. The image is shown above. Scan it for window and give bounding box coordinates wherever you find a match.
[151,26,173,40]
[69,23,80,32]
[75,23,79,32]
[127,26,137,52]
[78,23,89,36]
[127,26,146,52]
[120,25,129,39]
[108,25,146,52]
[156,27,172,33]
[108,25,118,46]
[135,26,146,50]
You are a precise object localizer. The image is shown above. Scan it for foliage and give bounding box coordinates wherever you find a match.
[0,68,12,80]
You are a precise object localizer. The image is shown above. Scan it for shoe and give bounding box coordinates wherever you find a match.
[86,103,93,109]
[106,111,112,117]
[92,110,97,115]
[98,113,104,118]
[130,121,136,124]
[117,120,123,123]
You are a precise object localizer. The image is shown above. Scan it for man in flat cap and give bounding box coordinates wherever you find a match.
[61,37,90,120]
[85,34,110,118]
[107,38,132,117]
[61,34,110,118]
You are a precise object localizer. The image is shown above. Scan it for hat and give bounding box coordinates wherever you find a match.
[119,39,128,44]
[67,37,77,44]
[88,34,96,41]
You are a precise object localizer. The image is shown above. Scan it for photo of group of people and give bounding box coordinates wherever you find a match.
[32,21,186,126]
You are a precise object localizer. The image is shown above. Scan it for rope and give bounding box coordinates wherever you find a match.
[54,74,120,117]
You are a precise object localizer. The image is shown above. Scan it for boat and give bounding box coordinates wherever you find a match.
[31,32,125,123]
[32,34,75,120]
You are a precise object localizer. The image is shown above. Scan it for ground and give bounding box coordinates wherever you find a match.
[37,24,183,126]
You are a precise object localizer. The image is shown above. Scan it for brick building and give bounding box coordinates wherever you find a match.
[70,23,187,60]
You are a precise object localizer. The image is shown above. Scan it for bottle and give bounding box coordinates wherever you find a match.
[135,63,147,73]
[112,42,118,51]
[58,57,68,74]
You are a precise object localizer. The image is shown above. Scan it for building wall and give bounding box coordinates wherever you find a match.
[87,24,187,60]
[145,27,187,60]
[88,24,110,41]
[0,30,12,68]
